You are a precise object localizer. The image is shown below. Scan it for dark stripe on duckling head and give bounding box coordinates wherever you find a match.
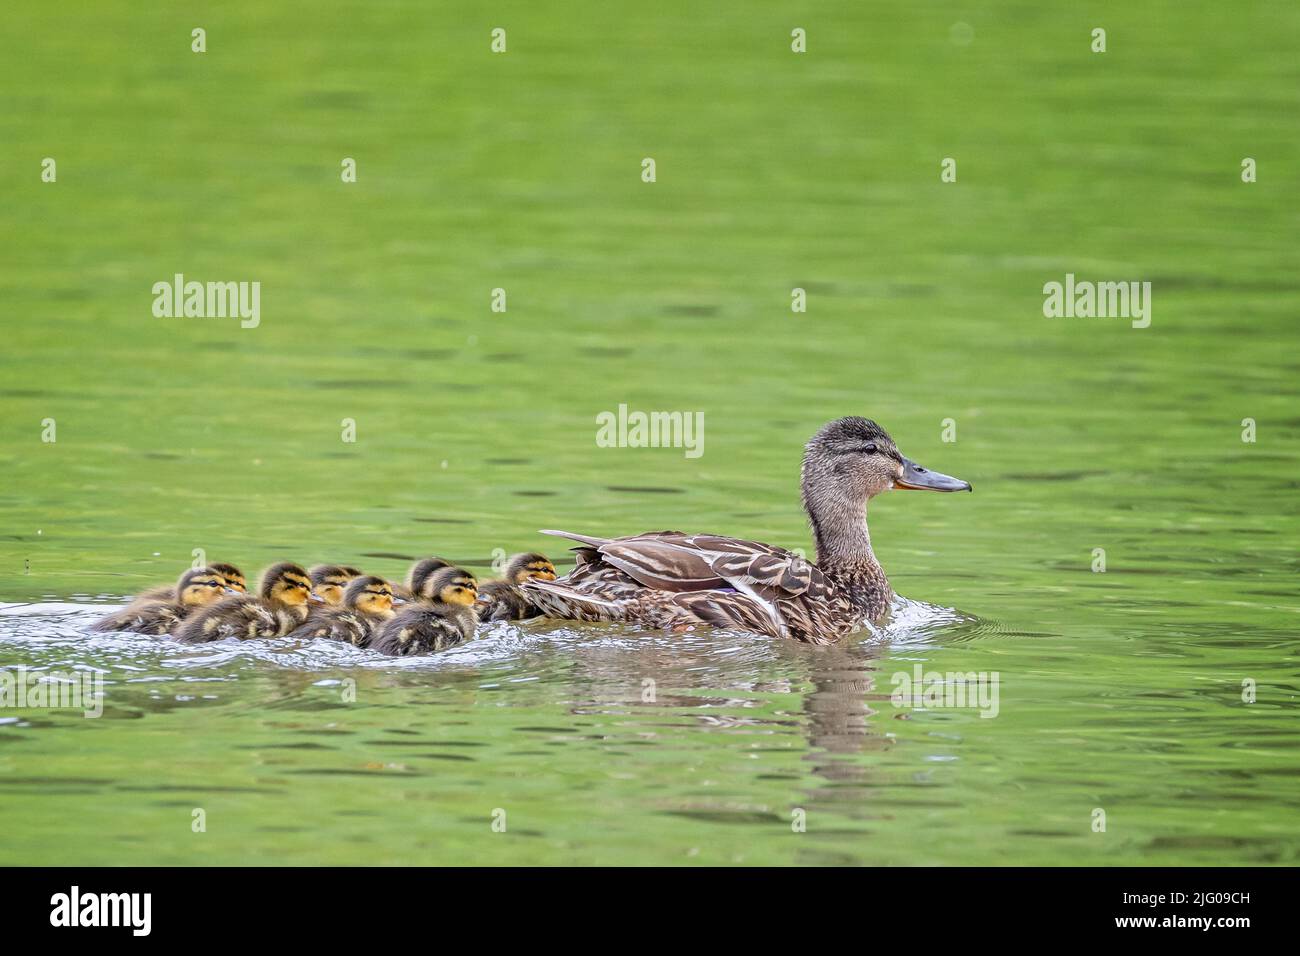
[504,552,557,583]
[259,562,312,598]
[176,567,212,591]
[178,568,226,605]
[309,564,359,586]
[342,575,393,606]
[207,562,247,591]
[406,556,451,592]
[419,566,478,606]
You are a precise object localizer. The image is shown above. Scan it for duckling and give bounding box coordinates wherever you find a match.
[131,561,247,605]
[208,563,248,593]
[369,567,477,656]
[475,552,557,621]
[308,564,363,606]
[287,575,396,645]
[174,562,316,643]
[92,568,231,635]
[392,556,451,601]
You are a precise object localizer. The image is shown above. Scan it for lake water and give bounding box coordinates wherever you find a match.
[1,1,1298,864]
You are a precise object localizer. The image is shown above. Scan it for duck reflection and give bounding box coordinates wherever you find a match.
[556,626,893,796]
[792,641,890,789]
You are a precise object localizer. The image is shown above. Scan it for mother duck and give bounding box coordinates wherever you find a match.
[521,417,970,644]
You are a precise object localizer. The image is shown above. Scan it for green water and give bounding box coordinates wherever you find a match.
[1,2,1298,865]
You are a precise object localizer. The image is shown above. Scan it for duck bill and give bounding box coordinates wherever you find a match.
[896,457,972,492]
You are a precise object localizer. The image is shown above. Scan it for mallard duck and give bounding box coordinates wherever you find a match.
[174,562,317,643]
[91,567,232,635]
[520,417,970,644]
[475,552,557,621]
[287,575,396,645]
[393,556,451,601]
[308,564,363,606]
[369,567,477,656]
[131,561,246,605]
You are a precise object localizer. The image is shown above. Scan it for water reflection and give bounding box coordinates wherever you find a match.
[4,597,1299,865]
[797,642,887,785]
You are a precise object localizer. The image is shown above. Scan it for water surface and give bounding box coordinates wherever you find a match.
[1,0,1298,864]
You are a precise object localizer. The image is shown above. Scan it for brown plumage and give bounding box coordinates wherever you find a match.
[174,563,315,643]
[91,568,230,635]
[520,418,970,643]
[475,552,557,622]
[288,575,395,645]
[370,567,478,656]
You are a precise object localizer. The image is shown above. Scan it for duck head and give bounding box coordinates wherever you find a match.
[406,556,452,594]
[177,568,230,608]
[207,562,247,593]
[801,418,969,564]
[803,417,970,501]
[342,575,396,618]
[503,552,557,584]
[309,564,361,606]
[260,562,315,607]
[418,567,479,608]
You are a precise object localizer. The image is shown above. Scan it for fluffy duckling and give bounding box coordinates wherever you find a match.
[287,575,396,646]
[92,568,231,634]
[393,556,451,601]
[475,552,557,622]
[369,567,477,656]
[208,563,248,593]
[309,564,363,606]
[174,562,316,643]
[131,562,246,605]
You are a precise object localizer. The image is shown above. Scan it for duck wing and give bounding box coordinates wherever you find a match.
[534,529,843,639]
[541,529,828,598]
[649,589,839,644]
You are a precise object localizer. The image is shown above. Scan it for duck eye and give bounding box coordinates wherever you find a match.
[863,443,877,455]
